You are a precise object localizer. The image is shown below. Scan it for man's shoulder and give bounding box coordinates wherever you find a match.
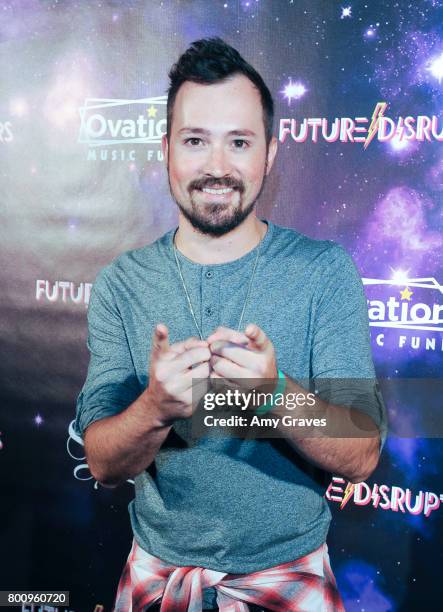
[270,221,351,266]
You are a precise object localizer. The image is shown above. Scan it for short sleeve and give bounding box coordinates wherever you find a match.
[74,268,142,440]
[311,244,388,452]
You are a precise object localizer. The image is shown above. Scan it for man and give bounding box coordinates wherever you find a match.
[75,38,387,611]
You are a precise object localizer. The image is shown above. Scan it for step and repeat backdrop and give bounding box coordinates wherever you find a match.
[1,1,442,610]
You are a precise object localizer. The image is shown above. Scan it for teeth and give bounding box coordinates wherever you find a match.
[202,187,233,195]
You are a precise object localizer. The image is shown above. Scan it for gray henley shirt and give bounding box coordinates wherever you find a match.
[75,220,386,607]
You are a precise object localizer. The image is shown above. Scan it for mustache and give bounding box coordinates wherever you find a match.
[188,176,245,193]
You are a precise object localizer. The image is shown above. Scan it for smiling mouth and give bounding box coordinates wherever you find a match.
[200,187,234,195]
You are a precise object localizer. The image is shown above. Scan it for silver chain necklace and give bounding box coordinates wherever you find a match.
[172,229,263,340]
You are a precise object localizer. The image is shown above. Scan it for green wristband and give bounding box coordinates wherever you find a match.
[255,369,287,415]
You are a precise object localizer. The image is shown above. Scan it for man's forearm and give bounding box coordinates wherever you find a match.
[272,374,381,484]
[83,389,172,487]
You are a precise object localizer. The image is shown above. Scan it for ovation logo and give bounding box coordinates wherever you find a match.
[363,273,443,351]
[78,96,166,147]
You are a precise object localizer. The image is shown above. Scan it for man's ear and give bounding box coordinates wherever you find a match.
[161,134,169,167]
[265,136,278,175]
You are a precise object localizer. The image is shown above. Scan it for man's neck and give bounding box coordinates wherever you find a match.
[174,214,268,265]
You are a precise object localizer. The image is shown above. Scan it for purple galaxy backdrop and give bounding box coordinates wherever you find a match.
[0,1,442,610]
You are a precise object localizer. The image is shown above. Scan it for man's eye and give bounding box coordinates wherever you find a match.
[185,138,203,146]
[233,139,249,149]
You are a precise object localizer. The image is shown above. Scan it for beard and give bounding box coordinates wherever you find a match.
[168,162,268,238]
[175,194,257,237]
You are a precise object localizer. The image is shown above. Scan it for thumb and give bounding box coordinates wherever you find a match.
[152,323,169,357]
[244,323,268,351]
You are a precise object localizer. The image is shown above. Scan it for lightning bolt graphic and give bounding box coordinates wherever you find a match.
[396,116,405,141]
[372,484,381,508]
[340,482,355,509]
[364,101,388,149]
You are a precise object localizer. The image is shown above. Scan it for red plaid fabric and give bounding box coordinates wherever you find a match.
[113,538,345,612]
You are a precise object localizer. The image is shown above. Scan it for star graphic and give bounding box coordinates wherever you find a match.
[400,286,413,301]
[341,6,352,19]
[34,414,44,426]
[147,105,158,117]
[281,78,307,105]
[428,52,443,84]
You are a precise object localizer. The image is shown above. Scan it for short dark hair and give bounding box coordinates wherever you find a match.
[166,37,274,144]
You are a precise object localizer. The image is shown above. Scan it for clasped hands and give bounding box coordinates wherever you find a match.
[147,322,278,425]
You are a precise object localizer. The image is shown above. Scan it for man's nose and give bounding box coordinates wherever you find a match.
[202,144,232,177]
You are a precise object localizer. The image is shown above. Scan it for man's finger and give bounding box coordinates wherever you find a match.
[209,370,252,394]
[209,340,258,366]
[244,324,269,350]
[206,326,249,346]
[168,336,208,356]
[210,354,247,379]
[171,346,211,372]
[151,323,170,357]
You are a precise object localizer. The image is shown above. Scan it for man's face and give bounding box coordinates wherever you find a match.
[162,73,277,237]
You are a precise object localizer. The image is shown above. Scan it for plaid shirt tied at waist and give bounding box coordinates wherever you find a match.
[113,538,345,612]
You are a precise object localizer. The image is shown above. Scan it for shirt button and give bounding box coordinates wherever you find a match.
[205,306,213,316]
[205,270,213,279]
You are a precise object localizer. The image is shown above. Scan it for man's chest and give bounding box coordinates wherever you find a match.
[115,268,319,385]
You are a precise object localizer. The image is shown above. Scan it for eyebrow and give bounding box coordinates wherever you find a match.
[178,127,257,137]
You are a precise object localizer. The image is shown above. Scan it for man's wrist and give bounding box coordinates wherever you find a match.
[140,388,172,430]
[256,368,287,415]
